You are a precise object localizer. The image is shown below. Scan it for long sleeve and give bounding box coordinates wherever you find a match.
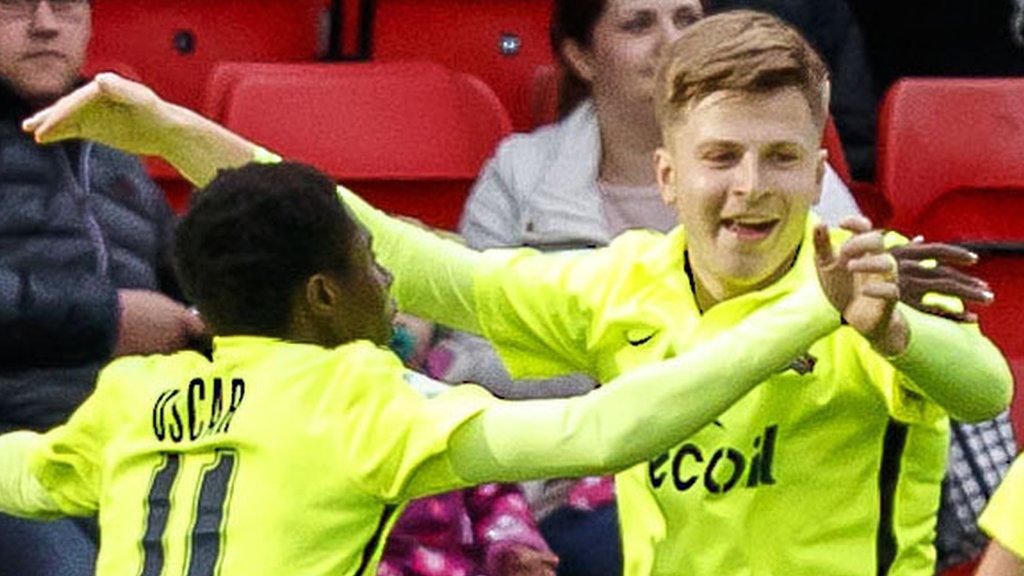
[336,185,492,334]
[446,280,841,483]
[888,304,1013,423]
[0,431,62,519]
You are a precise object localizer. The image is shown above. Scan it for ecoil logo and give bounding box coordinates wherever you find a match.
[648,425,778,494]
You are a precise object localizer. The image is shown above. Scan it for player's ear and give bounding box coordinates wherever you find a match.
[656,147,677,206]
[305,272,342,317]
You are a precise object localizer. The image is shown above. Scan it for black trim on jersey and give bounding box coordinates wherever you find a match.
[876,420,908,575]
[187,451,237,576]
[140,454,181,576]
[355,504,398,576]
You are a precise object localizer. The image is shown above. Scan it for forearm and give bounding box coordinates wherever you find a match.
[335,185,489,333]
[0,432,62,519]
[889,304,1013,422]
[449,281,841,483]
[155,101,256,188]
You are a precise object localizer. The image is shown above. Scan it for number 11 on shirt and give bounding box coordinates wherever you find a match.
[139,449,239,576]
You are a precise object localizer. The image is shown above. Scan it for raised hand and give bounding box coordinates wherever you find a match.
[22,73,171,156]
[891,239,993,323]
[815,217,907,355]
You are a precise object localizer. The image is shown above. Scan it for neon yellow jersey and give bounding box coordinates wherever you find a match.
[473,220,951,576]
[980,454,1024,559]
[28,337,494,576]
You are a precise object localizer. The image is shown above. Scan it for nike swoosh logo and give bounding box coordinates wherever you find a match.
[626,331,656,346]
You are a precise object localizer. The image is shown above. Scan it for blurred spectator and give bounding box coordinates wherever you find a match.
[849,0,1024,92]
[379,484,557,576]
[935,416,1018,570]
[0,0,204,574]
[706,0,878,180]
[380,319,557,576]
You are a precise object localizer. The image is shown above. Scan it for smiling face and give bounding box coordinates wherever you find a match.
[656,87,825,302]
[0,0,91,106]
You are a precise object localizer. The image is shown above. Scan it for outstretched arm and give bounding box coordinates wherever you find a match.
[23,74,495,335]
[446,277,841,484]
[827,219,1011,423]
[23,73,253,189]
[0,433,61,519]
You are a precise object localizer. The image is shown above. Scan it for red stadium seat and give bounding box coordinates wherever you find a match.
[215,61,511,229]
[878,78,1024,435]
[878,78,1024,240]
[371,0,554,132]
[87,0,326,110]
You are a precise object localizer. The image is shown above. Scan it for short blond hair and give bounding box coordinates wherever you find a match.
[655,10,830,135]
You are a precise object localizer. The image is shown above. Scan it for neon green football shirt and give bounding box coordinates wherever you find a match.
[470,222,953,576]
[28,337,494,576]
[979,454,1024,559]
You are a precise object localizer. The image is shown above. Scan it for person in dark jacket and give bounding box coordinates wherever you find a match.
[0,0,205,574]
[707,0,879,181]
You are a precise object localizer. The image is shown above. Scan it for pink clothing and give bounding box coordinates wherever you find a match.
[378,484,551,576]
[596,181,677,239]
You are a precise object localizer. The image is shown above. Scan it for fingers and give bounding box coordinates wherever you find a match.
[838,230,886,266]
[898,258,985,282]
[24,80,103,143]
[838,215,873,235]
[906,277,994,304]
[915,305,979,324]
[182,307,208,339]
[813,224,836,268]
[860,281,900,301]
[889,241,979,266]
[847,253,898,277]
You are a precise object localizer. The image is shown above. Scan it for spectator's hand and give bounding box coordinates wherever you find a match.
[22,73,170,157]
[890,240,992,323]
[815,217,907,355]
[491,544,558,576]
[113,290,209,358]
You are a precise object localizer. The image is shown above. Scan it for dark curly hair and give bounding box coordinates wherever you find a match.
[173,162,358,336]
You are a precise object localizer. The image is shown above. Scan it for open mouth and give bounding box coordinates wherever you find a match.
[720,217,779,242]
